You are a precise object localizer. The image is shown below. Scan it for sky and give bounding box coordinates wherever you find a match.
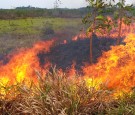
[0,0,134,9]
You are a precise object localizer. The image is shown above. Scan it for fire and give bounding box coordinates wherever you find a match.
[72,31,87,41]
[83,33,135,91]
[72,19,135,41]
[0,40,54,90]
[67,61,76,77]
[0,19,135,97]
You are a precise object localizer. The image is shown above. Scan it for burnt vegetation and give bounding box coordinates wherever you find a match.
[38,36,117,71]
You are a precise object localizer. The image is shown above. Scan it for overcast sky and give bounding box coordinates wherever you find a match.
[0,0,134,9]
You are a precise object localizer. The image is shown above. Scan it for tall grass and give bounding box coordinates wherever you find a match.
[0,68,134,115]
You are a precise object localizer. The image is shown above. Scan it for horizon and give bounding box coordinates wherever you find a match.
[0,0,87,9]
[0,0,134,9]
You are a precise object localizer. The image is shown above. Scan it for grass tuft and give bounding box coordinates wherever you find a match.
[0,68,134,115]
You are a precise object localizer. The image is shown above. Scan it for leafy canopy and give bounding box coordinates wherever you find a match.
[114,0,133,26]
[83,0,112,35]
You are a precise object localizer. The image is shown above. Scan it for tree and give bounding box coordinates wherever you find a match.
[83,0,112,64]
[54,0,61,9]
[54,0,61,16]
[113,0,133,45]
[54,0,59,9]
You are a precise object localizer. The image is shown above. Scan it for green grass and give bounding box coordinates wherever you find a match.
[0,18,82,35]
[0,17,83,55]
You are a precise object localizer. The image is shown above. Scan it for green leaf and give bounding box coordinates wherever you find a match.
[89,0,95,6]
[82,17,87,24]
[87,26,93,34]
[98,9,103,13]
[123,18,132,25]
[117,2,123,8]
[125,5,133,11]
[96,15,105,20]
[97,2,104,8]
[108,26,112,32]
[82,13,92,24]
[114,12,119,20]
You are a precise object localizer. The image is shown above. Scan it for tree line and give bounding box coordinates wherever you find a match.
[0,7,89,19]
[0,5,135,19]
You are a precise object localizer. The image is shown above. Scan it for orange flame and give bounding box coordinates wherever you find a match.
[83,33,135,91]
[0,40,54,87]
[72,19,135,41]
[0,18,135,97]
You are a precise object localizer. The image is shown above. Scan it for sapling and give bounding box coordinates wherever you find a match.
[113,0,133,45]
[83,0,112,64]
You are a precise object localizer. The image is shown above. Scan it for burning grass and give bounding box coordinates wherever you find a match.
[0,22,135,114]
[0,33,135,114]
[83,34,135,91]
[0,69,135,115]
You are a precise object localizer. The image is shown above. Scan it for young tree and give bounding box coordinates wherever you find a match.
[54,0,59,9]
[113,0,133,45]
[83,0,112,64]
[54,0,61,16]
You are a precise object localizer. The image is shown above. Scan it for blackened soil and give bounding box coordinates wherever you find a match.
[38,36,119,71]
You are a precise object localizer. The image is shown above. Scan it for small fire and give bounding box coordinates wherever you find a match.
[67,61,76,77]
[63,40,67,44]
[72,32,87,41]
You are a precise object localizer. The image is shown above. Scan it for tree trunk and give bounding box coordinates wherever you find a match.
[90,34,93,64]
[117,17,122,45]
[90,9,96,64]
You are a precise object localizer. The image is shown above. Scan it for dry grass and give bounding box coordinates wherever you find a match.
[0,68,134,115]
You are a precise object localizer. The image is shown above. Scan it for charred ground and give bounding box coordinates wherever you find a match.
[38,36,120,71]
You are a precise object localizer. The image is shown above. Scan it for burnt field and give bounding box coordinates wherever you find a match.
[38,35,117,71]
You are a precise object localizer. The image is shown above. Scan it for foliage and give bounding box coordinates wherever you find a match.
[114,0,133,25]
[113,0,133,44]
[0,7,89,19]
[83,0,112,35]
